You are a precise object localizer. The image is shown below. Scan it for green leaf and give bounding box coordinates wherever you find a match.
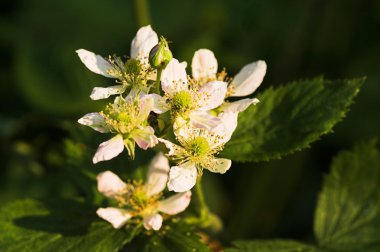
[221,77,365,162]
[225,240,323,252]
[0,199,140,252]
[314,140,380,251]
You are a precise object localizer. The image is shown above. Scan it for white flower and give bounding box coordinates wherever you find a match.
[76,25,158,100]
[149,58,227,130]
[190,48,266,138]
[96,153,192,230]
[78,91,158,163]
[159,121,232,192]
[190,48,266,97]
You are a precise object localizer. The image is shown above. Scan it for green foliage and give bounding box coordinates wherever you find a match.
[225,140,380,252]
[221,77,365,162]
[225,240,322,252]
[0,199,209,252]
[122,220,211,252]
[10,0,137,116]
[314,140,380,251]
[0,199,140,252]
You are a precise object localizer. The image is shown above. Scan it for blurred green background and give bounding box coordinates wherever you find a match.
[0,0,379,245]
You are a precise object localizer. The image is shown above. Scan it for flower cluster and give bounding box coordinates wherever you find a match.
[77,25,266,229]
[97,153,191,230]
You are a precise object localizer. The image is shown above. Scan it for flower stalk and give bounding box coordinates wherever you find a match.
[133,0,151,27]
[195,177,209,220]
[155,68,163,95]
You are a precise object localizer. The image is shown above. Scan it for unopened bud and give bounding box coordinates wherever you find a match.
[149,36,173,69]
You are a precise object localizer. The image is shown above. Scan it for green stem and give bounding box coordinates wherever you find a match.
[155,68,163,94]
[133,0,151,27]
[195,177,209,219]
[184,178,222,231]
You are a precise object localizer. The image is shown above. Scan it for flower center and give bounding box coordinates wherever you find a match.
[124,58,141,75]
[172,91,192,113]
[189,136,210,156]
[101,99,140,134]
[116,181,161,214]
[130,185,149,210]
[117,111,131,124]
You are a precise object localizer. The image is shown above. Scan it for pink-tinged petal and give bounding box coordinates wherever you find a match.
[141,94,169,114]
[133,126,158,150]
[231,60,267,97]
[205,158,231,174]
[145,152,170,197]
[167,162,198,192]
[97,207,132,229]
[76,49,117,78]
[221,98,259,113]
[138,95,154,120]
[161,59,188,96]
[191,49,218,81]
[97,171,127,198]
[78,113,111,133]
[130,25,158,62]
[143,213,163,231]
[158,138,185,156]
[189,111,221,131]
[197,81,227,111]
[90,85,125,100]
[158,191,192,215]
[92,134,124,164]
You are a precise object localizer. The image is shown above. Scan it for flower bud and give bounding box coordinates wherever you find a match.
[149,36,173,69]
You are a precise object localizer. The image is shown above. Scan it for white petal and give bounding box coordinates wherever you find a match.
[141,94,169,114]
[191,49,218,81]
[130,25,158,62]
[205,158,231,174]
[213,112,238,144]
[90,85,125,100]
[180,61,188,69]
[78,112,111,133]
[167,162,198,192]
[172,117,191,140]
[97,170,127,198]
[158,191,192,215]
[189,111,221,131]
[214,99,259,143]
[97,207,132,229]
[145,152,170,197]
[76,49,117,78]
[143,213,163,231]
[221,98,259,113]
[158,138,184,156]
[161,59,188,96]
[231,60,267,97]
[92,134,124,164]
[197,81,227,111]
[133,126,158,150]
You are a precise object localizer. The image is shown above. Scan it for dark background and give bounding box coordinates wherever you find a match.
[0,0,379,245]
